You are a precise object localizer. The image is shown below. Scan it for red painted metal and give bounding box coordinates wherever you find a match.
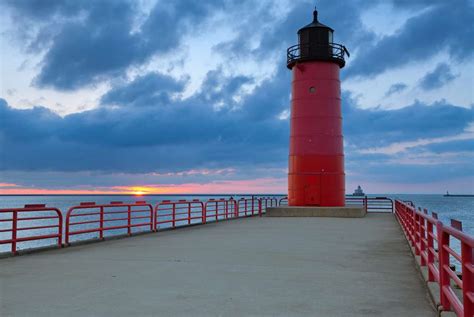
[1,197,278,255]
[65,201,153,244]
[395,200,473,317]
[288,61,344,206]
[205,198,234,222]
[259,197,278,213]
[237,197,261,217]
[155,199,205,229]
[279,196,289,206]
[0,204,63,254]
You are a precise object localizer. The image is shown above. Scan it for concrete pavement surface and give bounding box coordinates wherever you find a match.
[0,213,435,316]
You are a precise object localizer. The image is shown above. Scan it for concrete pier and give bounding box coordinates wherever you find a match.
[0,214,435,316]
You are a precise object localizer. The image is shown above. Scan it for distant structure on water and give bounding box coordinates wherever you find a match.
[444,191,474,197]
[352,185,365,196]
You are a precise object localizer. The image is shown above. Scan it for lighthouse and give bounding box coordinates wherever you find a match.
[286,8,349,207]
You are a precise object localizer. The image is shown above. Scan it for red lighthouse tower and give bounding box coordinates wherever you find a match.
[287,8,349,207]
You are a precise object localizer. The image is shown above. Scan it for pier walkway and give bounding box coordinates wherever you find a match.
[0,213,435,316]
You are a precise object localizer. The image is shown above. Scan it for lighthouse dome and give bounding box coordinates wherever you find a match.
[298,9,334,48]
[298,9,334,33]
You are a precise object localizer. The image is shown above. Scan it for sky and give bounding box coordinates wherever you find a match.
[0,0,473,195]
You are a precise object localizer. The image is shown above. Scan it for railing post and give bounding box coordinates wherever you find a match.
[172,204,176,228]
[259,199,262,217]
[251,196,255,215]
[57,209,63,248]
[215,201,218,222]
[427,219,435,281]
[188,203,191,225]
[461,240,473,317]
[364,196,368,213]
[410,208,416,247]
[415,213,420,255]
[11,210,17,254]
[149,205,154,232]
[202,202,206,224]
[437,222,451,311]
[154,205,159,231]
[99,206,104,240]
[420,213,426,266]
[127,205,131,236]
[65,210,70,244]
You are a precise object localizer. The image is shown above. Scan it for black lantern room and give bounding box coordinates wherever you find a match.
[287,8,349,69]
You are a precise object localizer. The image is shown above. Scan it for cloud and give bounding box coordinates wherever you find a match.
[419,63,458,90]
[2,0,241,90]
[385,83,408,96]
[101,73,187,107]
[357,129,474,155]
[346,1,474,78]
[216,0,376,63]
[0,64,290,173]
[343,95,474,147]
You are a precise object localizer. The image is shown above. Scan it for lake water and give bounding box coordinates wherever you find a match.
[0,194,472,254]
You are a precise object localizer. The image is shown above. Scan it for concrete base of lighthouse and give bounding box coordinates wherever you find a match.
[266,206,366,218]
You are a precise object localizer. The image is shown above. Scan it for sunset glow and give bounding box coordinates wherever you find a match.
[0,178,287,195]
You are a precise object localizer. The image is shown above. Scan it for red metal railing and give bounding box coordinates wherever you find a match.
[395,200,473,317]
[279,197,288,206]
[0,204,62,254]
[155,199,205,229]
[204,198,239,222]
[65,201,153,244]
[275,196,393,212]
[345,197,368,211]
[260,197,278,212]
[237,197,262,217]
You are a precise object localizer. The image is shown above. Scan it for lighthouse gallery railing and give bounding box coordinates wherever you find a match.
[287,42,349,68]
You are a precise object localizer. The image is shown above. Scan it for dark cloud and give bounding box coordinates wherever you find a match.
[419,63,458,90]
[343,95,474,147]
[1,84,472,178]
[101,73,187,107]
[346,0,474,78]
[2,0,241,90]
[0,65,290,173]
[385,83,408,96]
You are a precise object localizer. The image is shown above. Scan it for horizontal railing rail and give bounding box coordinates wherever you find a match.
[65,201,153,244]
[394,200,473,317]
[0,204,63,254]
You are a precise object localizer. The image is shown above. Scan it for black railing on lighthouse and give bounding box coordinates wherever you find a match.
[287,43,350,69]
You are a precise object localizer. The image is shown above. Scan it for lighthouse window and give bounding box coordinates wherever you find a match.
[309,86,316,93]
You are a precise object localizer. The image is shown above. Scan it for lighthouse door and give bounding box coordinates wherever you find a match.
[304,174,321,206]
